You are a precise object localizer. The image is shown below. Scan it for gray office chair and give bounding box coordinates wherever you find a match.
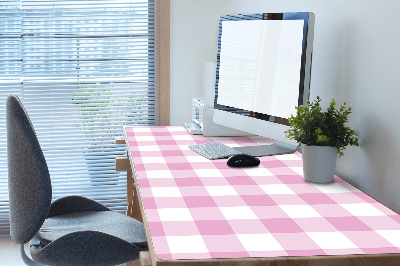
[6,94,148,265]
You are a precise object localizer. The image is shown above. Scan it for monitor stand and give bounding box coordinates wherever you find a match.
[233,141,298,157]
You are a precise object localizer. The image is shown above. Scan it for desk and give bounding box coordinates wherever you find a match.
[120,126,400,266]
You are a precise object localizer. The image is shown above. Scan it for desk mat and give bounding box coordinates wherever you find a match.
[125,126,400,260]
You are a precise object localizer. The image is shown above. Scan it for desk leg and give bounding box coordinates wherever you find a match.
[127,169,134,217]
[124,252,151,266]
[116,155,142,222]
[125,176,148,266]
[124,259,140,266]
[139,252,152,266]
[129,170,143,223]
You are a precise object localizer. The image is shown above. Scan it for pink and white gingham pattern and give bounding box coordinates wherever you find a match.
[125,126,400,260]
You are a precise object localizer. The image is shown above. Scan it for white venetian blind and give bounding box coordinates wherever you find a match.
[0,0,159,236]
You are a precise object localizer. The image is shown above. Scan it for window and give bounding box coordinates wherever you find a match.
[0,0,169,236]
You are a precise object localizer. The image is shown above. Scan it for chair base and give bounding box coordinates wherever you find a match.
[20,244,45,266]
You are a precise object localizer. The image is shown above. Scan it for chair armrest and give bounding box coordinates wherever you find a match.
[47,195,110,218]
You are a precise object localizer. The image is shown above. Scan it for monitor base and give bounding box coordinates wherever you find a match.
[233,141,298,157]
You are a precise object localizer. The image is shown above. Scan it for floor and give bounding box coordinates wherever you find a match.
[0,237,140,266]
[0,237,26,266]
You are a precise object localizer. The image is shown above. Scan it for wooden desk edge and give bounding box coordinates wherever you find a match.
[123,128,400,266]
[124,128,159,266]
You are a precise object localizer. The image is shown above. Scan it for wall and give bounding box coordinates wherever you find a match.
[170,0,227,125]
[170,0,400,212]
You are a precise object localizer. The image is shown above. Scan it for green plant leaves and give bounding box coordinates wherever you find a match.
[285,96,359,157]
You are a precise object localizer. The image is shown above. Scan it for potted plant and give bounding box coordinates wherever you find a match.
[285,96,359,183]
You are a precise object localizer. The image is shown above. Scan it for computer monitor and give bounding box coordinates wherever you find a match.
[213,12,315,156]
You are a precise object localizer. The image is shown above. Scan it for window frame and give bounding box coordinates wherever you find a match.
[157,0,170,126]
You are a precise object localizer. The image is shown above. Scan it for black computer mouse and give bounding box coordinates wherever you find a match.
[227,154,260,167]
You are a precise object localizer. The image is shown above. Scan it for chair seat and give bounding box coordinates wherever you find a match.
[37,211,147,248]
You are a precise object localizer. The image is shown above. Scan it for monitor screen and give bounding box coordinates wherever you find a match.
[217,19,304,119]
[213,13,314,156]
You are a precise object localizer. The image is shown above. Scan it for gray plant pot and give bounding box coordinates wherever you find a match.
[301,144,338,183]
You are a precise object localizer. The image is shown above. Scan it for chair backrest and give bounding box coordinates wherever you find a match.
[7,94,52,244]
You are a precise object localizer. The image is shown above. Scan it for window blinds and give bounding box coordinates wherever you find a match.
[0,0,158,236]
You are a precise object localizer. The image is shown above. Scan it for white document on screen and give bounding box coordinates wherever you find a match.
[217,19,304,119]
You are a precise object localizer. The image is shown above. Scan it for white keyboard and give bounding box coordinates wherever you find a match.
[189,142,242,160]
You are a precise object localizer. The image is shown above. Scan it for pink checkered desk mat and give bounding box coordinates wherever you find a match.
[125,126,400,260]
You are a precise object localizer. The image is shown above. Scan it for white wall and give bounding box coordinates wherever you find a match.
[170,0,400,212]
[170,0,227,125]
